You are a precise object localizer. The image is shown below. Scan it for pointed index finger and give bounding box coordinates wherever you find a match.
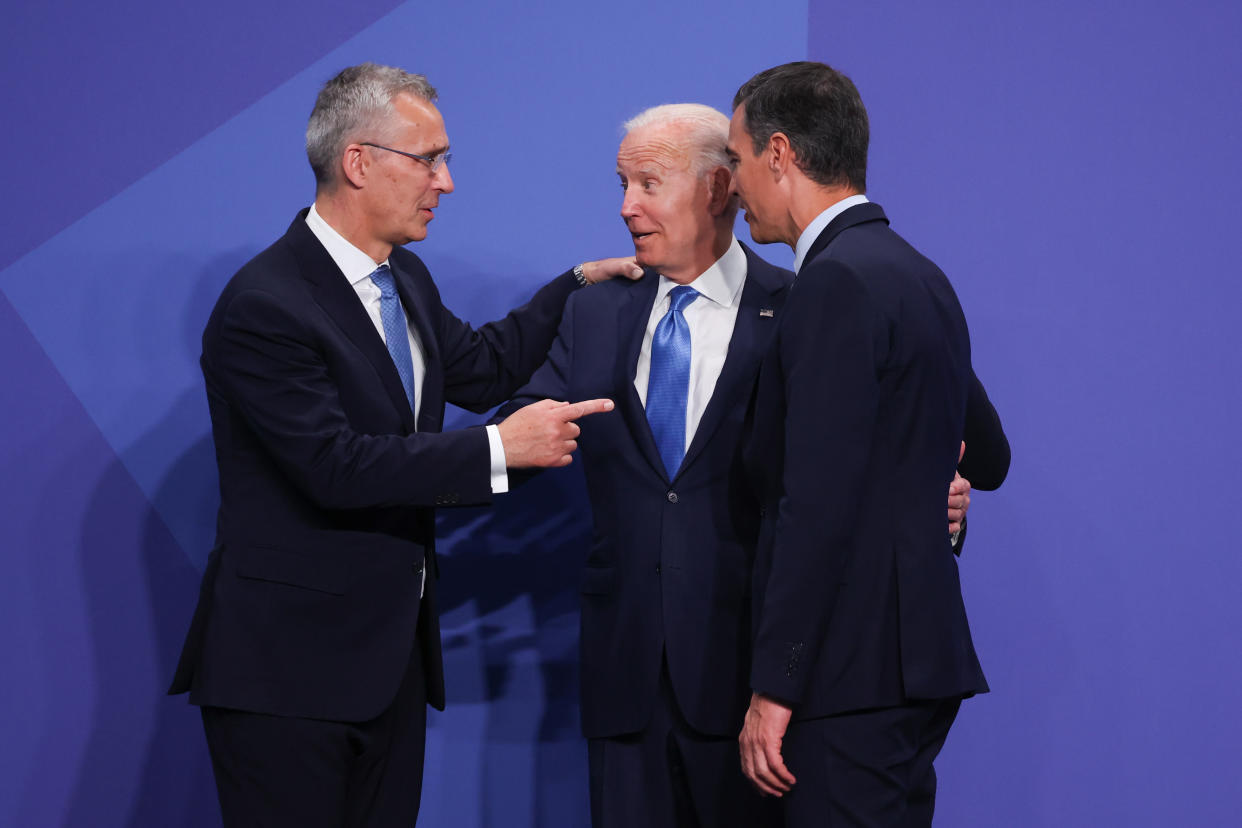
[562,398,615,421]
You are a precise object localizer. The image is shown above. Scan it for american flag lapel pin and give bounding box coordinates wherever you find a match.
[759,308,775,318]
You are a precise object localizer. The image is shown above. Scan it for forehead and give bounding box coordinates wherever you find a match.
[616,123,693,173]
[390,94,448,145]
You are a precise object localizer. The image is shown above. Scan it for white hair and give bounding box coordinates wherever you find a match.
[623,103,731,177]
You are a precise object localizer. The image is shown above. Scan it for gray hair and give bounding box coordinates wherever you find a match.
[306,62,437,190]
[622,103,731,178]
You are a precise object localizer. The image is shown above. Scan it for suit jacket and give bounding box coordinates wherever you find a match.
[169,210,582,722]
[503,244,792,738]
[746,202,1010,720]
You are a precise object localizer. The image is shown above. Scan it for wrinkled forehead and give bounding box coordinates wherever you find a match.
[616,124,694,174]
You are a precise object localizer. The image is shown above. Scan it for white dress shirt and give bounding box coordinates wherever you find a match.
[634,236,747,452]
[305,205,509,494]
[792,194,870,274]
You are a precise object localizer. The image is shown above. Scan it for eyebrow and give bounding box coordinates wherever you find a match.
[617,166,664,178]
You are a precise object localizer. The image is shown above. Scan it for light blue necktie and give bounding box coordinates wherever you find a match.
[646,285,699,478]
[369,265,417,413]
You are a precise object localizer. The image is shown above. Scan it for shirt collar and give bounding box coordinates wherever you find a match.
[305,203,390,287]
[792,194,870,274]
[655,236,746,309]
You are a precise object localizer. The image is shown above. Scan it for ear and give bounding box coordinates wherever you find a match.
[768,132,793,179]
[706,165,733,216]
[340,143,369,190]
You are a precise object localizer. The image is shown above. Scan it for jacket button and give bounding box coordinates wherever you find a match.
[655,564,661,575]
[667,491,678,503]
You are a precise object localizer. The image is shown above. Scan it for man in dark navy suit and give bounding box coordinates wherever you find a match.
[503,104,987,828]
[728,62,1010,826]
[168,63,630,827]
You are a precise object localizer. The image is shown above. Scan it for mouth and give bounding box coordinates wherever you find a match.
[630,231,655,243]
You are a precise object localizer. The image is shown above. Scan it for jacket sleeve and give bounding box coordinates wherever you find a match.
[959,370,1010,491]
[436,268,582,413]
[488,286,579,486]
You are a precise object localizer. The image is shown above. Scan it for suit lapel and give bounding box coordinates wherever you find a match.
[615,272,668,482]
[288,214,418,432]
[389,259,442,433]
[679,245,787,476]
[799,201,890,274]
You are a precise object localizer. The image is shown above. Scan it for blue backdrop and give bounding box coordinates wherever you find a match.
[2,1,1238,825]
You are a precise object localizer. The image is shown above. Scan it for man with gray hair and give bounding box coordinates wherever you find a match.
[499,101,789,827]
[169,62,634,826]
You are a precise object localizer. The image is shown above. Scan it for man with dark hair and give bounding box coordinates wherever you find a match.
[726,61,1010,826]
[169,62,633,826]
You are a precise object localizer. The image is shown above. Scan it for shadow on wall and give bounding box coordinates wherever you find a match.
[57,253,235,827]
[129,425,222,828]
[57,447,219,828]
[436,449,594,826]
[126,250,250,566]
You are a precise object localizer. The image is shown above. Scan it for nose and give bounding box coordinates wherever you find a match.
[435,161,454,194]
[620,186,640,220]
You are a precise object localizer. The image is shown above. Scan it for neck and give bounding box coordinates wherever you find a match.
[314,190,393,263]
[662,228,734,285]
[787,182,861,246]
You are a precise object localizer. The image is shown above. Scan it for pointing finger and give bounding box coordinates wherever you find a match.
[562,398,614,421]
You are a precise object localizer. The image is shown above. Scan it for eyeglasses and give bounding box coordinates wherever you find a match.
[360,141,452,173]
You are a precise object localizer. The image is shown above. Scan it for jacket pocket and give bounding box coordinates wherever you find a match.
[233,545,348,596]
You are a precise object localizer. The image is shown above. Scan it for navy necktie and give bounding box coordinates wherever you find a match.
[646,285,699,478]
[369,265,417,413]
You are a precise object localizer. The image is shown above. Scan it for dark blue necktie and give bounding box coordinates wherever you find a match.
[646,285,699,478]
[369,265,417,413]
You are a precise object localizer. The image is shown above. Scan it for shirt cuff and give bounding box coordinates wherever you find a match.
[950,527,962,547]
[485,424,509,494]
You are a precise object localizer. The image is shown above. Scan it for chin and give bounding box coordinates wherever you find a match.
[746,223,777,245]
[632,248,662,271]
